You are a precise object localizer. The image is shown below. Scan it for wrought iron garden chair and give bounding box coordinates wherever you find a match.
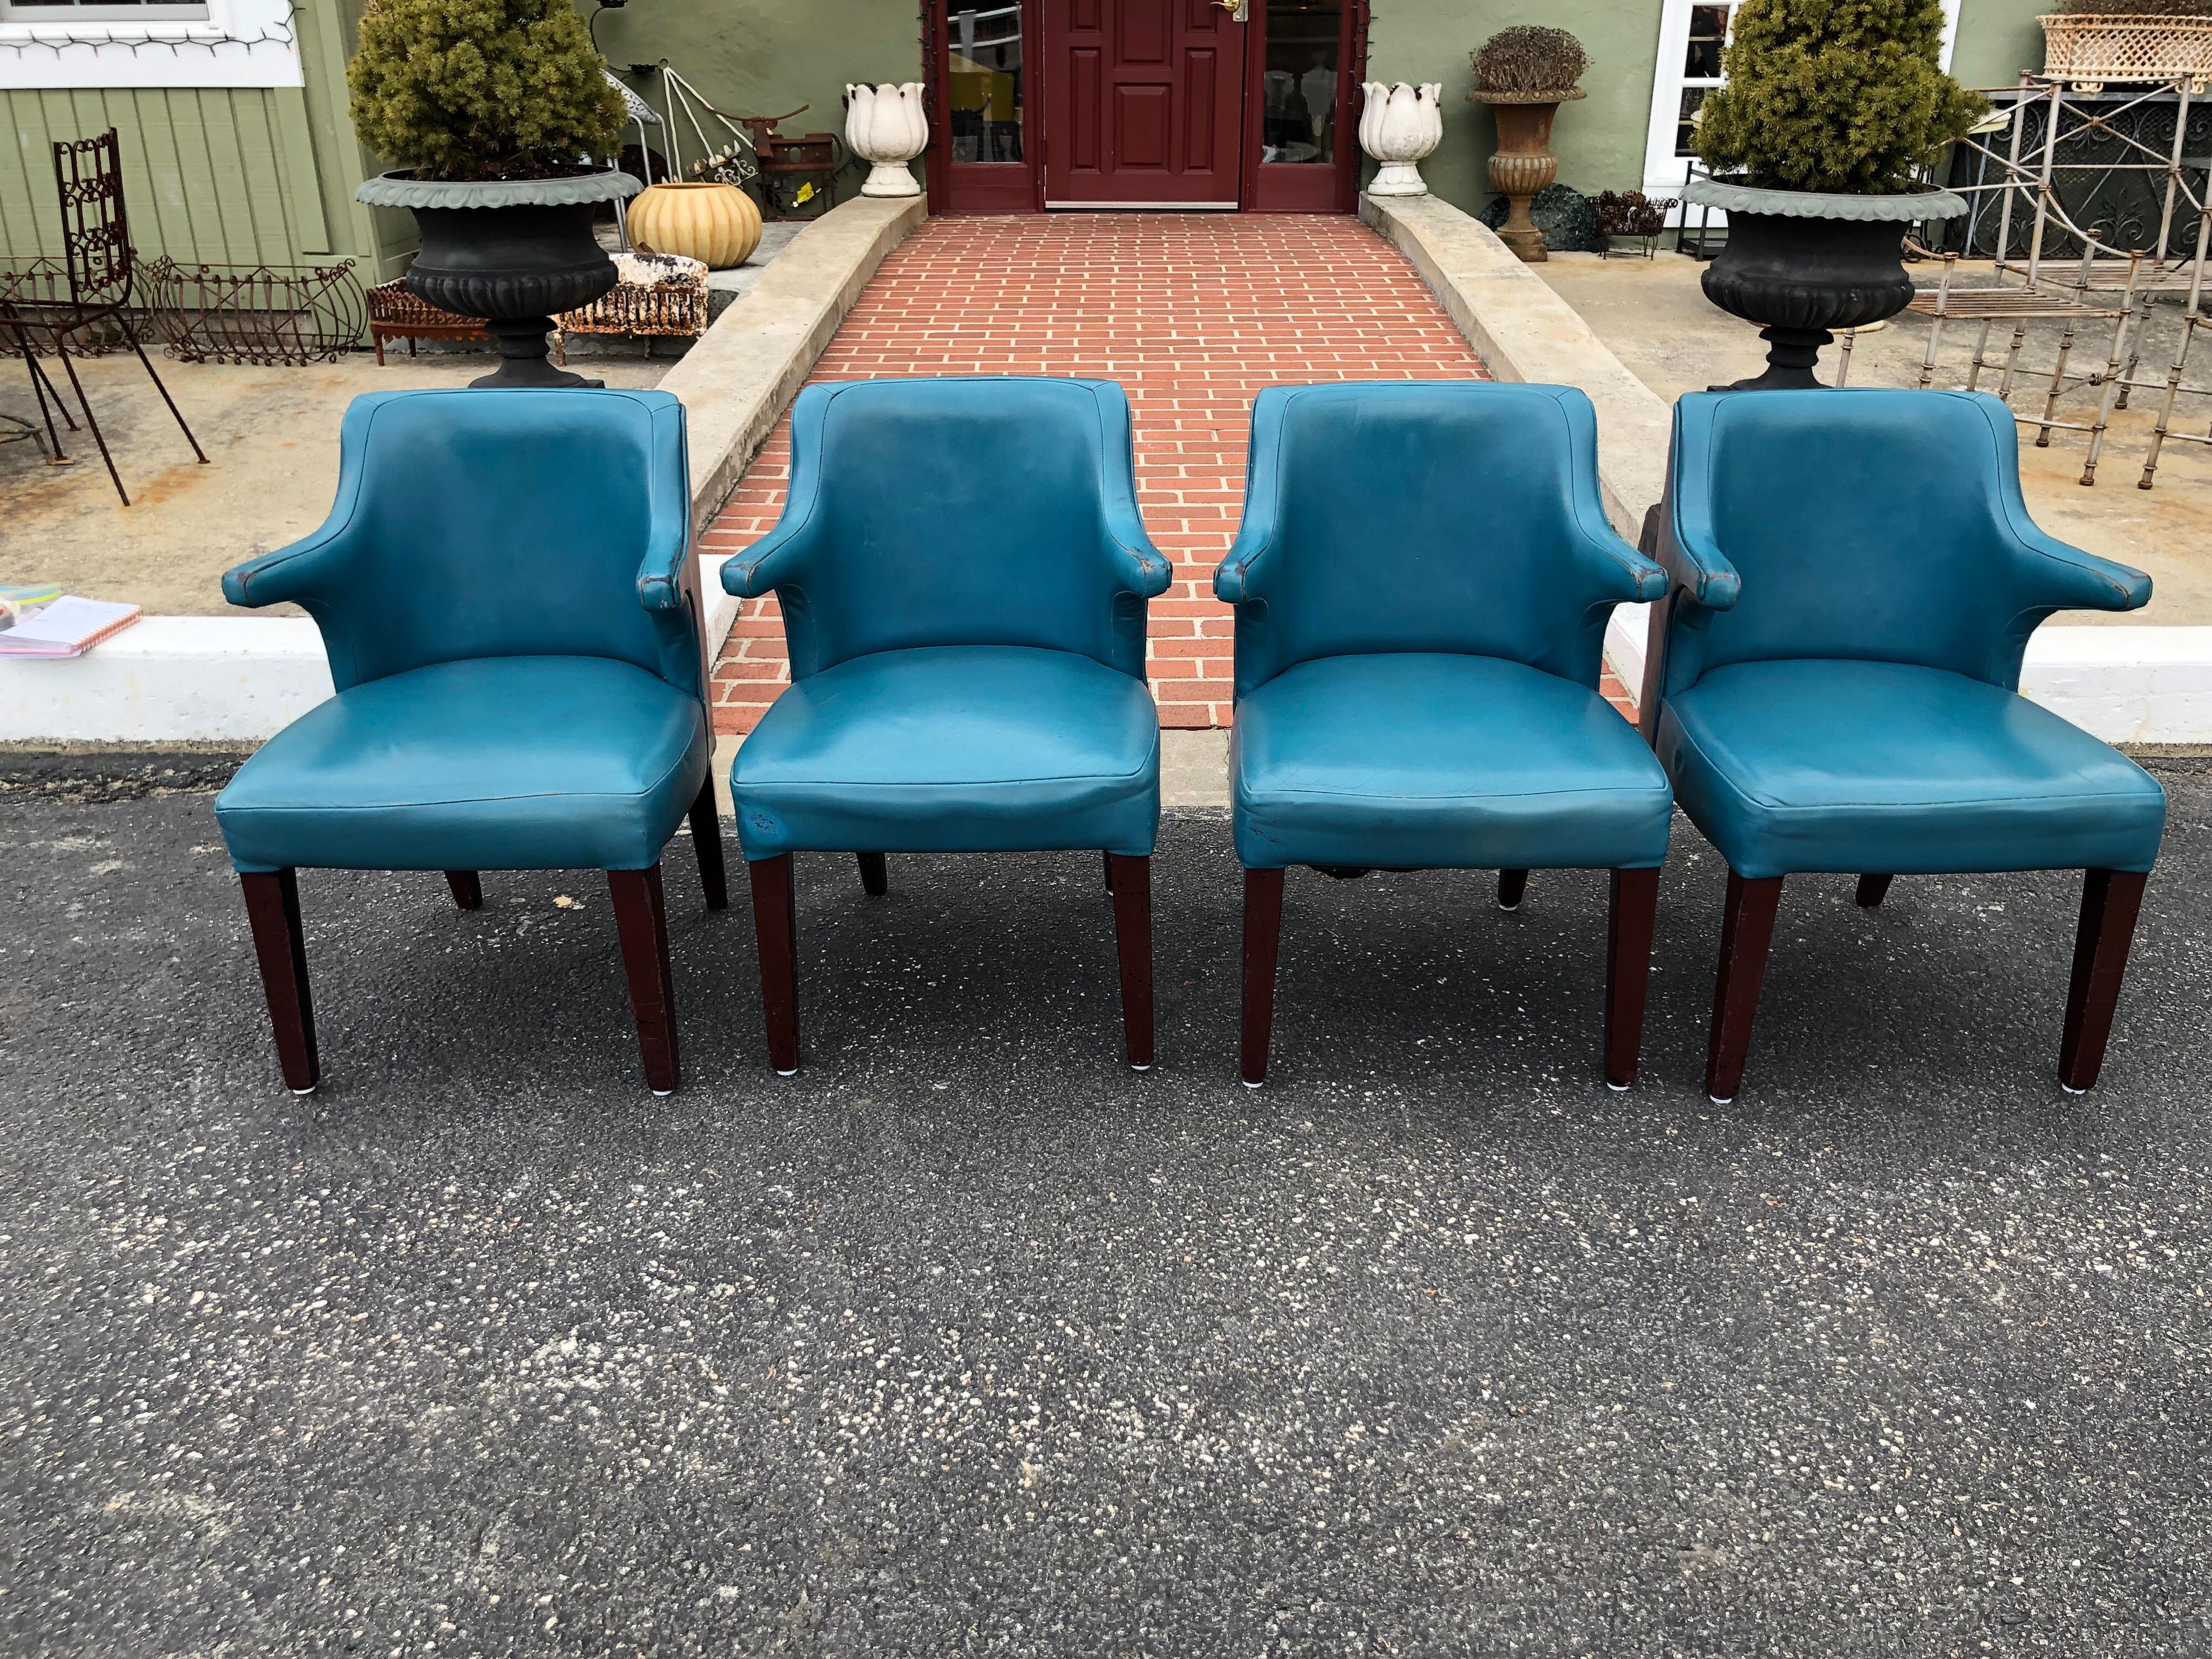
[0,128,207,505]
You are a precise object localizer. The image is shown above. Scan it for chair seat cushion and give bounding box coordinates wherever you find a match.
[732,645,1160,858]
[1656,659,2167,879]
[216,656,710,873]
[1231,654,1673,871]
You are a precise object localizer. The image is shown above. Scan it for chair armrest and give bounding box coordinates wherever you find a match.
[222,523,354,609]
[1583,519,1671,604]
[1212,521,1273,606]
[719,510,821,599]
[1656,492,1742,610]
[2008,520,2151,614]
[1102,501,1172,599]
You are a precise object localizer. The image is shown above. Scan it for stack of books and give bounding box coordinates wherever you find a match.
[0,593,142,659]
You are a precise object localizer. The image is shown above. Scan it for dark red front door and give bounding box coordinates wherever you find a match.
[1042,0,1247,207]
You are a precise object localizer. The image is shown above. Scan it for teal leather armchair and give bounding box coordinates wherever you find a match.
[1646,389,2166,1100]
[723,377,1172,1073]
[1215,381,1674,1088]
[214,389,723,1096]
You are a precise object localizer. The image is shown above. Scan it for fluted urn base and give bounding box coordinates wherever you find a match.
[404,201,618,390]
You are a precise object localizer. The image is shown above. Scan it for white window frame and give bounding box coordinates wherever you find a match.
[0,0,300,88]
[1642,0,1961,197]
[0,2,211,20]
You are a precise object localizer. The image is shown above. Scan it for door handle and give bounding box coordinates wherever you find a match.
[1215,0,1248,18]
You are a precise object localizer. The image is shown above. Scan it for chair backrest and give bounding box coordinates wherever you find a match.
[54,130,132,310]
[779,377,1150,679]
[1230,381,1634,695]
[307,389,698,695]
[1663,389,2057,689]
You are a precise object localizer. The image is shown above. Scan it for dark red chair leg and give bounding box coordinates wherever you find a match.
[1604,867,1662,1091]
[688,778,728,910]
[608,865,680,1094]
[1240,867,1286,1087]
[444,870,483,910]
[239,870,319,1093]
[748,854,802,1073]
[1107,853,1155,1070]
[1498,868,1529,911]
[1856,874,1893,909]
[857,852,888,897]
[2059,868,2149,1093]
[1706,870,1785,1104]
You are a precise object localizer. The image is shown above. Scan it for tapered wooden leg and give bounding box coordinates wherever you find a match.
[444,870,483,910]
[857,853,888,897]
[1240,867,1286,1087]
[239,870,319,1093]
[748,854,801,1073]
[1498,869,1529,911]
[1706,871,1785,1104]
[688,778,728,910]
[1107,853,1155,1070]
[2059,868,2149,1093]
[1855,874,1893,909]
[608,865,680,1094]
[1604,868,1662,1091]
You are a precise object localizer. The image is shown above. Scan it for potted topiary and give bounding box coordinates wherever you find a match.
[1687,0,1984,388]
[1468,26,1589,264]
[348,0,638,388]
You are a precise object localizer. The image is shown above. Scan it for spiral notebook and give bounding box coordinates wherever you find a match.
[0,596,142,658]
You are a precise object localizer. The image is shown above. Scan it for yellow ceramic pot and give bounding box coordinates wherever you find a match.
[627,181,762,270]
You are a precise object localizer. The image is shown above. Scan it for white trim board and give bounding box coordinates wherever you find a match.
[0,0,301,88]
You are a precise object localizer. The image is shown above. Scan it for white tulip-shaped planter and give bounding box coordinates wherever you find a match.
[1359,81,1444,198]
[846,82,928,198]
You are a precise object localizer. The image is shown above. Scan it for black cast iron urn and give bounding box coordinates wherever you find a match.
[1683,179,1966,390]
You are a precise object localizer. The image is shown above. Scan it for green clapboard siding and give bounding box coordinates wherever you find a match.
[0,86,328,267]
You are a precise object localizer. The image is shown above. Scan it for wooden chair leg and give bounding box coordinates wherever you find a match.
[1240,867,1286,1087]
[239,870,319,1093]
[1498,869,1529,911]
[748,854,802,1073]
[1604,868,1662,1091]
[1107,853,1155,1070]
[688,777,728,910]
[2059,868,2149,1093]
[1856,874,1893,909]
[1706,871,1785,1104]
[857,852,888,897]
[608,865,680,1094]
[444,870,483,910]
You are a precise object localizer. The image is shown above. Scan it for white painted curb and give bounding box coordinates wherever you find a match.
[1364,190,2212,748]
[0,196,926,748]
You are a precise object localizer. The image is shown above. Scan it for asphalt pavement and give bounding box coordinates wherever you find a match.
[3,755,2208,1657]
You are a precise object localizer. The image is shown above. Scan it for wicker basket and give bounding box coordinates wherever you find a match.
[2038,14,2212,92]
[556,252,710,340]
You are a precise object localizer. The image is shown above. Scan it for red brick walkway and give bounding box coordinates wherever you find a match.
[705,213,1630,732]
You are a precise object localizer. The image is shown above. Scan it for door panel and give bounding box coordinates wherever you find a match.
[1044,0,1246,205]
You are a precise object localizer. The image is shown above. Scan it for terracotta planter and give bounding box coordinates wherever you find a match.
[1471,88,1583,263]
[627,181,763,270]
